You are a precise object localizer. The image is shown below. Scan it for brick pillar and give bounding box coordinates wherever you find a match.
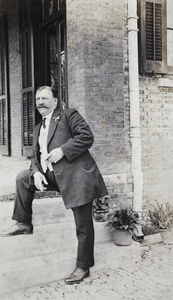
[66,0,132,202]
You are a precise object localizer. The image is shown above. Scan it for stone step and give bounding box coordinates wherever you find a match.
[0,197,71,229]
[0,222,112,262]
[0,157,30,197]
[0,222,140,296]
[32,197,72,225]
[0,199,141,297]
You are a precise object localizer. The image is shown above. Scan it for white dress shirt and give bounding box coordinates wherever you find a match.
[39,112,53,173]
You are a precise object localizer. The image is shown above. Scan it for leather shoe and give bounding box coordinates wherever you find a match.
[65,268,90,285]
[0,222,33,236]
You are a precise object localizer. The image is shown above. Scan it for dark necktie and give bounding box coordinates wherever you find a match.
[42,117,46,129]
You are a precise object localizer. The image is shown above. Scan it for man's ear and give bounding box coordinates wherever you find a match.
[55,97,58,106]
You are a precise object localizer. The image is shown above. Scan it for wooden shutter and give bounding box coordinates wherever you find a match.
[138,0,167,74]
[19,0,41,156]
[0,16,10,155]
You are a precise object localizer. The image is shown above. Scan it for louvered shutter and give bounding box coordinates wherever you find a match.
[0,16,10,155]
[19,0,36,156]
[138,0,167,74]
[0,99,6,145]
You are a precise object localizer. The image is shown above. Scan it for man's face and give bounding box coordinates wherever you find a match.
[35,88,58,116]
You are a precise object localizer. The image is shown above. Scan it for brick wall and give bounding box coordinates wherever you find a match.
[139,76,173,207]
[66,0,132,202]
[8,1,22,157]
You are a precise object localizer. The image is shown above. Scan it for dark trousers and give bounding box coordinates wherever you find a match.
[12,169,94,269]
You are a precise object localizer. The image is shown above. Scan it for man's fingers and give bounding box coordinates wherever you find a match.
[37,183,47,192]
[34,172,48,191]
[40,174,48,186]
[40,186,47,192]
[45,148,63,163]
[46,153,51,160]
[46,153,55,162]
[43,177,48,185]
[46,154,56,163]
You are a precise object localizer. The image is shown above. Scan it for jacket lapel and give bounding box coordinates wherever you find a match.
[34,123,41,149]
[47,108,61,146]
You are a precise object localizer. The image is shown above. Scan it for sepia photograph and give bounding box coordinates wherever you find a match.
[0,0,173,299]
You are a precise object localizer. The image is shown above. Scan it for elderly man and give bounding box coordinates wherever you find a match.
[1,86,108,284]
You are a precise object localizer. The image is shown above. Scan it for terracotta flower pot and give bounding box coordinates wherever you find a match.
[112,229,132,246]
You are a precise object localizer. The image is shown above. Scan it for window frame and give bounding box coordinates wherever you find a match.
[40,0,68,109]
[0,15,10,156]
[138,0,167,75]
[166,0,173,74]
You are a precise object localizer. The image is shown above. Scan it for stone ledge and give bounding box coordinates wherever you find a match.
[0,236,140,297]
[158,78,173,87]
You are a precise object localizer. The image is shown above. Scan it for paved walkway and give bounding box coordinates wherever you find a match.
[2,243,173,300]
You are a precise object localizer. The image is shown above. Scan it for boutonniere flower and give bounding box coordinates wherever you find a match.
[53,115,61,122]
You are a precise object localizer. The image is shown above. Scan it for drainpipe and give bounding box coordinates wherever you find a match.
[127,0,143,214]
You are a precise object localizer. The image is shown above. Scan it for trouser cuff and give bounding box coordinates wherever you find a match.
[12,214,32,225]
[76,260,94,269]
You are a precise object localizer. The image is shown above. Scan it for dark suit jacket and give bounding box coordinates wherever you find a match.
[29,107,108,209]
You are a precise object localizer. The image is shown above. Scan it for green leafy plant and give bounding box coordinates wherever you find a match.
[106,205,144,235]
[149,200,173,230]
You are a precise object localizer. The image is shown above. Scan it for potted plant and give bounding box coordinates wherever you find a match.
[148,200,173,244]
[92,196,110,222]
[106,205,144,246]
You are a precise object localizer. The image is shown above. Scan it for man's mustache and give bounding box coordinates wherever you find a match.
[36,105,49,109]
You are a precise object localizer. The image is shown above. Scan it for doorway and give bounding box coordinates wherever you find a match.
[41,16,67,109]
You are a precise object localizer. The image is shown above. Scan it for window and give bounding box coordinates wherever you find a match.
[19,0,41,156]
[42,0,65,19]
[138,0,167,74]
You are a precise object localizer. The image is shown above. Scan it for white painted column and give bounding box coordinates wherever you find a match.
[127,0,143,214]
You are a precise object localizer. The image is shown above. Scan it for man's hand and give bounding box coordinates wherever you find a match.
[46,148,64,164]
[33,172,48,192]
